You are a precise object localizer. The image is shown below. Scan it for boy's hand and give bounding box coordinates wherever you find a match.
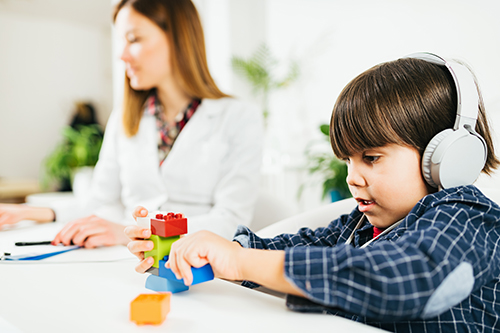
[167,230,244,286]
[125,206,154,273]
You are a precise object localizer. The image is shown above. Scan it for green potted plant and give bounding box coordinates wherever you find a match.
[231,43,299,126]
[43,124,103,191]
[301,124,351,202]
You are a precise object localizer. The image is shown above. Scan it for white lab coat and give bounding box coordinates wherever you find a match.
[55,97,263,240]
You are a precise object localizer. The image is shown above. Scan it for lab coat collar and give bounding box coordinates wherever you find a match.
[161,98,231,166]
[197,98,232,117]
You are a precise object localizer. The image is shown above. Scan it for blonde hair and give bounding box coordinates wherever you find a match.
[330,58,499,175]
[113,0,229,137]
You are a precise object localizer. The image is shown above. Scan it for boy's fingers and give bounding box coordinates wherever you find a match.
[168,252,181,279]
[124,225,150,240]
[132,206,149,218]
[185,251,209,268]
[177,255,194,286]
[135,257,154,274]
[127,240,154,255]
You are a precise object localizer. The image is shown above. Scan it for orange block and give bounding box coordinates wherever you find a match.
[130,293,171,325]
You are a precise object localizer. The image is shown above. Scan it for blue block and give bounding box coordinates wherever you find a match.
[145,274,189,293]
[165,280,190,293]
[159,257,214,285]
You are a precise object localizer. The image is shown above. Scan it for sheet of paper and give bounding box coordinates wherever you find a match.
[1,244,80,260]
[0,221,136,262]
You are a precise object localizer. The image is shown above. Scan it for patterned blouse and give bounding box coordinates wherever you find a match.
[144,89,201,166]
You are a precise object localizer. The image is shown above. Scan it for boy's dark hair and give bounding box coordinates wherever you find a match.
[330,58,499,175]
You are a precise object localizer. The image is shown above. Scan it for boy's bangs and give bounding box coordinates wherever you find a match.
[330,70,403,159]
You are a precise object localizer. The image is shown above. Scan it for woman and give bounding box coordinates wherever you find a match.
[0,0,263,247]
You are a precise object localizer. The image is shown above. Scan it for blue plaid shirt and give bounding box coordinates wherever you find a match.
[233,185,500,332]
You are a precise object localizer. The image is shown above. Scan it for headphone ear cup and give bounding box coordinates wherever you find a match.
[422,129,453,188]
[422,128,487,189]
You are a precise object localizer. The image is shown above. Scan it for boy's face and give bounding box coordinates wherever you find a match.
[346,144,431,229]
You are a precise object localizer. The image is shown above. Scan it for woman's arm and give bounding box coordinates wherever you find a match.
[0,204,55,228]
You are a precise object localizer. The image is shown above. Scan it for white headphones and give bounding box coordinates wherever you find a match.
[405,52,487,189]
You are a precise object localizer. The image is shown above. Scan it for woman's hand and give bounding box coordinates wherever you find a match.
[52,215,128,248]
[125,206,154,273]
[0,204,55,229]
[167,230,244,286]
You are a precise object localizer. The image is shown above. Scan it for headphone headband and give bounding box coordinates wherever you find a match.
[403,52,487,189]
[404,52,479,130]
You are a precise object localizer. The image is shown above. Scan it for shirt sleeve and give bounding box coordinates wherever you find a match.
[232,213,350,250]
[186,102,264,239]
[232,212,354,289]
[283,197,497,321]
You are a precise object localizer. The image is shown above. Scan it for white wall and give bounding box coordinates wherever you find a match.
[266,0,500,134]
[110,0,500,212]
[264,0,500,209]
[195,0,500,211]
[3,0,499,211]
[0,12,112,180]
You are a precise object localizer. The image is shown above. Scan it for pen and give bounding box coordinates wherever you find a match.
[15,241,53,246]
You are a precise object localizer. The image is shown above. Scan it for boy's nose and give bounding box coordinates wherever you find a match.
[346,164,366,187]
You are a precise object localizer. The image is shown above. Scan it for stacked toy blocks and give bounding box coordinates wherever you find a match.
[130,293,170,325]
[141,212,214,293]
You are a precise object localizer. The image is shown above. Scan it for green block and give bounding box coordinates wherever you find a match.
[144,234,180,268]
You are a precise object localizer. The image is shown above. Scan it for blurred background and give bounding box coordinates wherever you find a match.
[1,0,499,215]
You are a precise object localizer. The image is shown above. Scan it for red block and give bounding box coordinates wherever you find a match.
[151,214,188,237]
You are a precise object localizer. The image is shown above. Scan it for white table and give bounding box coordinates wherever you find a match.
[0,222,383,333]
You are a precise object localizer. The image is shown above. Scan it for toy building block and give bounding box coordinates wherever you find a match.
[159,256,214,286]
[151,213,188,238]
[146,266,159,276]
[130,293,170,325]
[145,275,169,292]
[137,214,151,229]
[145,274,189,293]
[144,234,180,268]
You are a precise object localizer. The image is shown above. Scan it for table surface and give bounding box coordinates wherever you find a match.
[0,222,384,333]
